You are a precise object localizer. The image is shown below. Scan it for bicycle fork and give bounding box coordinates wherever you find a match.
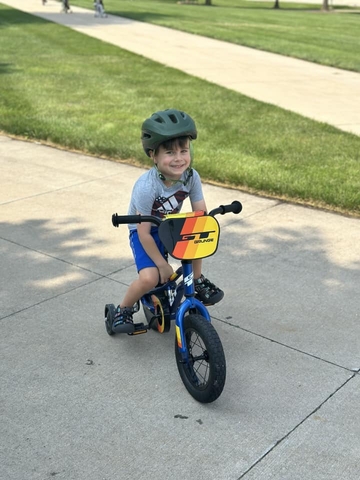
[175,262,211,359]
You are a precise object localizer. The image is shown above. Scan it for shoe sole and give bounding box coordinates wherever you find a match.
[112,322,134,334]
[196,290,224,306]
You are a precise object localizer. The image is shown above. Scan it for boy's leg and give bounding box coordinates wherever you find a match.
[193,258,202,280]
[121,267,159,309]
[112,267,159,332]
[113,228,167,332]
[193,259,224,305]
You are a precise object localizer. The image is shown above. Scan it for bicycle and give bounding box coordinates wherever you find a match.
[105,200,242,403]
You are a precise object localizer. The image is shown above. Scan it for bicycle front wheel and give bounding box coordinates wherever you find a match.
[175,314,226,403]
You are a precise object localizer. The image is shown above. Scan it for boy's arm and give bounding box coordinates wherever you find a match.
[191,198,207,213]
[137,221,174,283]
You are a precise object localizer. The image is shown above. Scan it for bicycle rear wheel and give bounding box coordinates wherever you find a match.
[143,295,171,333]
[175,314,226,403]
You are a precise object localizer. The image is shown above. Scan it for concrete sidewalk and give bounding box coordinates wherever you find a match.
[1,134,360,480]
[2,0,360,135]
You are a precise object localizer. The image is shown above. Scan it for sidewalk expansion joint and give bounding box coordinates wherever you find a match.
[236,373,357,479]
[0,275,104,322]
[0,235,105,277]
[0,172,123,206]
[240,200,283,219]
[213,315,356,374]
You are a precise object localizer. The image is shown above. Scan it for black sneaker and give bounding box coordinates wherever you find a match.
[194,275,224,305]
[112,306,134,333]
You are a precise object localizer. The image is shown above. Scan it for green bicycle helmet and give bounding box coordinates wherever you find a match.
[141,109,197,157]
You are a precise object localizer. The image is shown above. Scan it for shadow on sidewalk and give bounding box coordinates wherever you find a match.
[0,216,134,319]
[1,211,359,365]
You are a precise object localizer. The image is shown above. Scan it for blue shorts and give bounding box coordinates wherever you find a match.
[129,227,167,272]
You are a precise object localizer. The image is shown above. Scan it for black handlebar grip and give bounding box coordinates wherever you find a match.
[112,213,143,227]
[219,201,242,215]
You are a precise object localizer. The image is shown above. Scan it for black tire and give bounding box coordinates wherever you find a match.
[104,304,115,336]
[175,314,226,403]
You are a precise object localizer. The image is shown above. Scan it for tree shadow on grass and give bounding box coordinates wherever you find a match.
[0,6,48,25]
[0,63,14,75]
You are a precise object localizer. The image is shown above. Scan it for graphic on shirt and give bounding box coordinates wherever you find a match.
[152,190,188,217]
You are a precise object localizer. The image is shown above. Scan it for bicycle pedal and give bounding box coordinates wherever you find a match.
[128,322,148,336]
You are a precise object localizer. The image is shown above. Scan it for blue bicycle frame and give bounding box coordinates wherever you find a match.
[174,261,210,356]
[141,262,210,351]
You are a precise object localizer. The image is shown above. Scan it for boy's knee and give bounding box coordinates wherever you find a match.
[139,269,159,290]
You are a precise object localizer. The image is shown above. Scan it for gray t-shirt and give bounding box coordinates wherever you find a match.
[127,167,204,230]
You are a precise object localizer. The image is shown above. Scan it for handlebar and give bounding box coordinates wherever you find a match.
[112,214,157,227]
[112,200,242,228]
[208,200,242,216]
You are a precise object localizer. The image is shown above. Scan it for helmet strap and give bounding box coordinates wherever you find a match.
[155,164,193,186]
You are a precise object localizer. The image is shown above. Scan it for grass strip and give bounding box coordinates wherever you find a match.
[0,5,359,215]
[73,0,360,72]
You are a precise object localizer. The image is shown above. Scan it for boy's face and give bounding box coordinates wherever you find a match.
[152,139,191,183]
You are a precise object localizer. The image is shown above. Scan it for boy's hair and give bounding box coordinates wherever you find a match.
[154,136,189,156]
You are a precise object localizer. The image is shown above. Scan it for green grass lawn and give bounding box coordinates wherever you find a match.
[0,4,359,216]
[73,0,360,72]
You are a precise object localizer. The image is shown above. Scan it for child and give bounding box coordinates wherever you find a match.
[94,0,107,18]
[113,109,224,332]
[61,0,72,13]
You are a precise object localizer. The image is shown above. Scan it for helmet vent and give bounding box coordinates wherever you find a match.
[168,114,179,124]
[154,116,165,124]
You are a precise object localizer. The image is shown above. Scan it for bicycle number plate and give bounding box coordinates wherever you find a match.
[158,212,220,260]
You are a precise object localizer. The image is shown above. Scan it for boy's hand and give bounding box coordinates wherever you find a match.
[158,263,174,284]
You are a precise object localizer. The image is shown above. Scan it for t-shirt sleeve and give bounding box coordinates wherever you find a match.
[188,169,204,204]
[128,173,155,216]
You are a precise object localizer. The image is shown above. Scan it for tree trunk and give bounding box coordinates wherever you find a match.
[205,0,212,5]
[273,0,280,8]
[322,0,329,10]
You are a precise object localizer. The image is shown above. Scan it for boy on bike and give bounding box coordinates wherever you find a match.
[113,109,224,332]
